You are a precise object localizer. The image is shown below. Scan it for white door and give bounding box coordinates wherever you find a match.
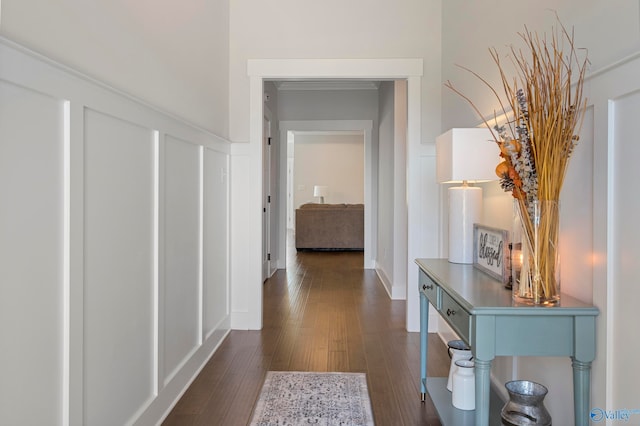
[262,114,272,281]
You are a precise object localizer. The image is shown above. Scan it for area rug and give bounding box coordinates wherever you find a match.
[249,371,375,426]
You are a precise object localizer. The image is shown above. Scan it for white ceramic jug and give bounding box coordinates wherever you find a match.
[446,340,472,391]
[452,359,475,410]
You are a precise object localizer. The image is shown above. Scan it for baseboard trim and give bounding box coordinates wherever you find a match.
[374,264,406,300]
[137,325,231,425]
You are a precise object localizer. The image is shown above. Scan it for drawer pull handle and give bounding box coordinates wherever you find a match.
[422,284,434,291]
[446,308,456,316]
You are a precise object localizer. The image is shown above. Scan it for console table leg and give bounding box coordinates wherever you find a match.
[474,358,492,426]
[420,292,429,401]
[572,357,592,426]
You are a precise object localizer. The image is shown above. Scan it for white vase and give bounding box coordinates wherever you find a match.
[452,359,475,411]
[446,340,472,392]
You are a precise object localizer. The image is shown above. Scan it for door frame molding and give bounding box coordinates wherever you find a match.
[239,58,423,330]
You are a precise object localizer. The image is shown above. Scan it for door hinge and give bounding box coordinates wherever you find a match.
[268,137,272,145]
[267,253,271,260]
[267,195,271,203]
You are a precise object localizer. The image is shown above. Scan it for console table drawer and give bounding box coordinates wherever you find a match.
[440,292,470,343]
[419,271,439,307]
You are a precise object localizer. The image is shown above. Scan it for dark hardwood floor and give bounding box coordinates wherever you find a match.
[163,245,449,425]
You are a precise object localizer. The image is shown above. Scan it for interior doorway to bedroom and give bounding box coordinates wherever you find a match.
[276,118,375,271]
[286,129,366,256]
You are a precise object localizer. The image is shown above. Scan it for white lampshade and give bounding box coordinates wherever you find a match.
[436,128,497,184]
[436,128,499,264]
[313,185,328,197]
[313,185,328,203]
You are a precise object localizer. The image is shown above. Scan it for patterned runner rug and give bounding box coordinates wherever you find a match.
[249,371,375,426]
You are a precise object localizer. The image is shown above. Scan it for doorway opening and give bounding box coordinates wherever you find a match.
[245,59,423,331]
[286,129,366,263]
[278,121,374,269]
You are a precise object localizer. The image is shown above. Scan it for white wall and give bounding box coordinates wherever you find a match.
[229,0,442,144]
[0,39,231,426]
[392,81,409,302]
[377,82,396,295]
[278,89,380,123]
[609,68,640,415]
[440,2,640,424]
[574,52,640,423]
[441,0,640,131]
[293,133,364,208]
[374,80,411,301]
[0,0,230,136]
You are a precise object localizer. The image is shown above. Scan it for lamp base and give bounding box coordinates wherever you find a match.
[448,186,482,264]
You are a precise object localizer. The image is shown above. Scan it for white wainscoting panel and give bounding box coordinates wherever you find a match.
[203,147,230,336]
[1,37,232,426]
[161,135,201,386]
[0,80,66,425]
[83,109,156,425]
[610,88,640,410]
[229,149,254,328]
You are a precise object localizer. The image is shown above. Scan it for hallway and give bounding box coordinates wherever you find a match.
[163,248,448,425]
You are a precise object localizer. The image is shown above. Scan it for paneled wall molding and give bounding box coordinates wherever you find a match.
[587,49,640,420]
[585,49,640,82]
[1,38,231,425]
[0,36,228,144]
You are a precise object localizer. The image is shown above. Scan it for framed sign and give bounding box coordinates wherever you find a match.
[473,224,509,283]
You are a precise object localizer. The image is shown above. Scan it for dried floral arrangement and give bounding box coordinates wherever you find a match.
[445,18,589,303]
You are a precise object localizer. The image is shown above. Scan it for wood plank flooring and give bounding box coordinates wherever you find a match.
[163,248,449,425]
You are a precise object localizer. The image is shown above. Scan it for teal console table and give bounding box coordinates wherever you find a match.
[416,259,599,426]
